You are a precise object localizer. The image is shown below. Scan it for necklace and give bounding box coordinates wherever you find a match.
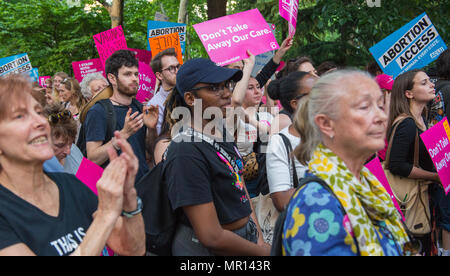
[110,98,130,107]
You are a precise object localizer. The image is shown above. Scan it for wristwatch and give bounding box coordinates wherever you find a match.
[121,196,143,218]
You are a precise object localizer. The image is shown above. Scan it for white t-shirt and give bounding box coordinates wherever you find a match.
[147,87,171,135]
[266,126,307,194]
[236,112,273,156]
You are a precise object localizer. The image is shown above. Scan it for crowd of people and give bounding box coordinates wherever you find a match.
[0,34,449,256]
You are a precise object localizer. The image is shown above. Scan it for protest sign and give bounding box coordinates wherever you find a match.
[193,9,279,66]
[39,76,51,88]
[369,12,447,79]
[0,53,33,78]
[93,25,128,69]
[29,68,39,83]
[279,0,299,37]
[365,157,405,220]
[147,21,186,57]
[75,157,104,196]
[128,48,152,65]
[148,32,183,64]
[420,117,450,195]
[136,62,156,103]
[72,58,105,83]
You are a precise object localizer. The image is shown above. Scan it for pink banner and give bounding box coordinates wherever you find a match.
[128,48,152,65]
[72,58,105,83]
[38,76,51,88]
[279,0,299,37]
[365,157,405,220]
[136,62,156,103]
[75,158,104,196]
[93,25,128,69]
[420,117,450,195]
[193,9,280,66]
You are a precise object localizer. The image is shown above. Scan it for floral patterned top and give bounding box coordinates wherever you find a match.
[282,181,404,256]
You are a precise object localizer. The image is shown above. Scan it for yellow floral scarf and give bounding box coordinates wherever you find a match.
[308,144,410,256]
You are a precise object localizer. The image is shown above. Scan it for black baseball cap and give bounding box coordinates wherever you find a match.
[176,58,243,97]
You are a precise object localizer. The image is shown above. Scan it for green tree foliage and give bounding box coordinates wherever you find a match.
[1,0,448,77]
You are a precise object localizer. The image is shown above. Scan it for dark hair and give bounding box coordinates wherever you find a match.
[387,69,423,131]
[276,56,313,79]
[267,71,310,114]
[436,49,450,80]
[316,61,337,76]
[44,103,78,144]
[105,50,139,85]
[150,48,177,73]
[367,61,382,77]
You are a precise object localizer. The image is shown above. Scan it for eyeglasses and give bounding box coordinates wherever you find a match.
[48,110,72,125]
[190,80,236,96]
[161,64,181,74]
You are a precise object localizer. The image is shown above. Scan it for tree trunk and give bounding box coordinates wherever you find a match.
[97,0,124,28]
[206,0,227,20]
[178,0,189,24]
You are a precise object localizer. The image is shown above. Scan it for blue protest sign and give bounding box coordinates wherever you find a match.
[0,53,33,78]
[369,12,447,79]
[147,21,187,57]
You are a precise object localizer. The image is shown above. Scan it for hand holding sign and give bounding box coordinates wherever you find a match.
[149,32,183,65]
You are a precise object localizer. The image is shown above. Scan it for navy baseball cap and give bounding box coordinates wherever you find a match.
[176,58,243,97]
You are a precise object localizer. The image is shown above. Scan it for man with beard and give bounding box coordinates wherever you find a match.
[84,50,155,182]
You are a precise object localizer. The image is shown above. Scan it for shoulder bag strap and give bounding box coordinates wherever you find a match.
[385,115,418,167]
[278,133,299,188]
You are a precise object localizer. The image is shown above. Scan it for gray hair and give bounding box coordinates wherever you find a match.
[80,72,107,99]
[294,69,373,165]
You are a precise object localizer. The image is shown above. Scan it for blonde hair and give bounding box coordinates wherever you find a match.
[294,69,372,165]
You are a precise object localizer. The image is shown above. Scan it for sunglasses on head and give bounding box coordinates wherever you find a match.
[48,110,72,125]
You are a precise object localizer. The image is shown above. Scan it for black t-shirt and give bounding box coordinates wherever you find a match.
[85,101,149,182]
[0,173,98,256]
[387,117,435,177]
[163,129,252,226]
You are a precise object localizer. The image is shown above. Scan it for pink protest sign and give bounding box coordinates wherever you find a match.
[136,62,156,103]
[279,0,299,36]
[365,157,405,220]
[128,48,152,65]
[93,25,128,68]
[75,158,104,196]
[72,58,105,83]
[38,76,51,88]
[193,9,280,66]
[420,117,450,195]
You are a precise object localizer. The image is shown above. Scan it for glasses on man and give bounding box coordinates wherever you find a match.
[161,64,181,74]
[189,80,236,96]
[48,110,72,125]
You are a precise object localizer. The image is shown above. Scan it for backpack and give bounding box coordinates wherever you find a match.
[270,175,346,256]
[135,150,175,256]
[253,113,270,195]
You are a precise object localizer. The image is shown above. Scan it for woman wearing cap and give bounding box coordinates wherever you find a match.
[282,70,410,256]
[0,75,145,256]
[163,58,270,256]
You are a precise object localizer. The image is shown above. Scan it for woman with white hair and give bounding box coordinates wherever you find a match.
[281,70,411,256]
[80,73,108,100]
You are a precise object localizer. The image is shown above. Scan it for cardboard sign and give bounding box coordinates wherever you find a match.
[420,117,450,195]
[72,58,105,83]
[365,157,405,220]
[136,61,156,103]
[93,25,128,68]
[0,53,33,78]
[75,158,104,196]
[39,76,51,88]
[369,12,447,79]
[148,32,183,64]
[193,9,280,66]
[279,0,299,37]
[147,21,186,57]
[128,48,152,65]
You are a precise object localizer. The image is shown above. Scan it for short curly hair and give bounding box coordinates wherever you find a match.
[44,103,78,144]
